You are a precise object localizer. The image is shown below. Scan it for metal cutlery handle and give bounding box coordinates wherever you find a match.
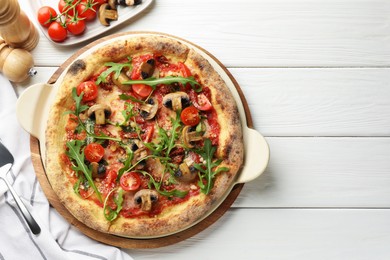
[2,177,41,235]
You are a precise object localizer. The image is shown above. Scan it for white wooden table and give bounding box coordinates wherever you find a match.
[14,0,390,259]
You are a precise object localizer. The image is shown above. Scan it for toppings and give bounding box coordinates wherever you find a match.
[134,189,159,212]
[140,59,156,79]
[98,3,118,26]
[117,0,142,6]
[64,51,226,222]
[182,126,203,148]
[175,157,197,182]
[111,72,132,91]
[140,97,158,120]
[162,91,190,111]
[87,104,111,124]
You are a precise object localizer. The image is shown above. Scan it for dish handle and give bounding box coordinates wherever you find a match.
[235,128,270,184]
[16,83,53,138]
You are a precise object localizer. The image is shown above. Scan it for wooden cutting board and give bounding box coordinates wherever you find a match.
[30,32,253,249]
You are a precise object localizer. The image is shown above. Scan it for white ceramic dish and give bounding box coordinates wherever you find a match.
[30,0,153,46]
[16,32,269,238]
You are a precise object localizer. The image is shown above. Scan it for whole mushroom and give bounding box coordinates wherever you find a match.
[98,3,118,26]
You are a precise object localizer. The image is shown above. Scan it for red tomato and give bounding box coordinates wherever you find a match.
[180,106,200,126]
[84,143,105,162]
[66,17,86,35]
[48,21,67,42]
[120,172,141,191]
[132,84,153,98]
[93,0,107,6]
[77,0,97,21]
[58,0,75,16]
[178,62,192,77]
[193,93,212,111]
[37,6,57,28]
[76,81,98,101]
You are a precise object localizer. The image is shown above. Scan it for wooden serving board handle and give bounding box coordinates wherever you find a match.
[31,32,252,249]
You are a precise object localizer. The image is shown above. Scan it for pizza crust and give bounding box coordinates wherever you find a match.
[45,34,244,238]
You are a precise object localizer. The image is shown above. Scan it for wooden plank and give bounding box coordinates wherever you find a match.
[234,137,390,208]
[127,208,390,259]
[19,68,390,136]
[21,0,390,67]
[231,68,390,136]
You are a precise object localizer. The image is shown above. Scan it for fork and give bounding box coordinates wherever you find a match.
[0,139,41,235]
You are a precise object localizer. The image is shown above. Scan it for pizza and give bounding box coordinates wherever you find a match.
[45,34,244,238]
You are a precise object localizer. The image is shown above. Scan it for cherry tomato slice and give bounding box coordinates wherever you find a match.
[37,6,57,27]
[178,62,192,77]
[181,106,200,126]
[132,84,153,98]
[76,81,98,101]
[194,93,212,111]
[120,172,141,191]
[84,143,105,162]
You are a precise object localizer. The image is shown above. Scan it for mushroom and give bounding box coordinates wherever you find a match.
[134,189,158,212]
[98,3,118,26]
[131,140,148,169]
[117,0,142,6]
[182,126,203,146]
[87,104,111,125]
[182,126,203,148]
[91,162,106,178]
[140,97,158,120]
[140,59,156,79]
[175,157,197,182]
[162,92,190,111]
[111,71,132,91]
[108,0,117,9]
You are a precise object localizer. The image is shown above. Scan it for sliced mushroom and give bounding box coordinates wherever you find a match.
[98,3,118,26]
[131,140,148,169]
[162,92,190,111]
[108,0,117,9]
[117,0,142,6]
[175,157,197,182]
[111,71,132,91]
[140,59,156,79]
[91,162,106,178]
[87,104,111,125]
[140,97,158,120]
[182,126,203,148]
[134,189,158,212]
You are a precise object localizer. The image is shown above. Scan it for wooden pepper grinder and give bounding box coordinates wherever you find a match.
[0,0,39,51]
[0,38,36,83]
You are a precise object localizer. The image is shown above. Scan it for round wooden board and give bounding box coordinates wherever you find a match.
[30,31,254,249]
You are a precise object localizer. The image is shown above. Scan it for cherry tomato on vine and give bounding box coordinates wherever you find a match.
[84,143,105,163]
[66,17,86,35]
[181,106,200,126]
[48,21,67,42]
[58,0,76,16]
[120,172,141,191]
[77,0,98,21]
[76,81,98,101]
[93,0,108,6]
[37,6,57,28]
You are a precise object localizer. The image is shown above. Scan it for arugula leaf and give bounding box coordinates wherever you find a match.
[138,170,188,198]
[117,146,134,179]
[119,93,145,104]
[123,76,202,92]
[193,139,229,194]
[95,59,132,85]
[66,140,102,202]
[103,188,124,221]
[120,102,136,126]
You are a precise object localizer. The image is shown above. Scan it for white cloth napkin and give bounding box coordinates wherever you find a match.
[0,75,133,260]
